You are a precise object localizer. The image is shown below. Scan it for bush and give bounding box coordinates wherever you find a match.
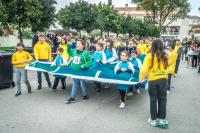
[22,30,32,39]
[0,46,16,51]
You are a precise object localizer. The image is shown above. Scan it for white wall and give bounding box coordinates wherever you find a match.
[0,35,32,47]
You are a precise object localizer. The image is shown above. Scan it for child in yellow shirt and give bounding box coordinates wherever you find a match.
[12,43,33,96]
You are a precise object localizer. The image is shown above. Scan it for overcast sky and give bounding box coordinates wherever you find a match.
[55,0,200,16]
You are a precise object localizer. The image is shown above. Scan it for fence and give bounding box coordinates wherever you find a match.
[0,35,32,47]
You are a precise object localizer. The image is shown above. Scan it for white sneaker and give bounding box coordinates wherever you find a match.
[119,102,125,109]
[158,119,168,125]
[157,119,169,129]
[167,90,170,94]
[136,89,141,94]
[127,92,134,96]
[148,118,157,127]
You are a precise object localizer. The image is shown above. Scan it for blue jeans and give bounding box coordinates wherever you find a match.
[70,78,87,98]
[15,67,31,92]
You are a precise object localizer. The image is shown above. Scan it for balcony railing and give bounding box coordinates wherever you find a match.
[161,31,180,35]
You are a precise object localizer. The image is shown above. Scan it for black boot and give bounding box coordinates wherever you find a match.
[26,81,32,93]
[28,87,32,93]
[95,84,101,93]
[37,84,42,90]
[15,90,21,96]
[62,86,66,90]
[48,82,52,89]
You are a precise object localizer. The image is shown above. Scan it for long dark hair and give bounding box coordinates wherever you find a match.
[150,39,168,69]
[105,39,114,53]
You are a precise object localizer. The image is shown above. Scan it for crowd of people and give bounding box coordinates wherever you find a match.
[11,33,200,129]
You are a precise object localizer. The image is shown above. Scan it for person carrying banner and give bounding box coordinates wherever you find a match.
[34,34,52,90]
[65,39,92,104]
[103,39,118,88]
[114,51,134,109]
[51,47,67,92]
[92,42,106,92]
[128,50,142,96]
[12,43,33,96]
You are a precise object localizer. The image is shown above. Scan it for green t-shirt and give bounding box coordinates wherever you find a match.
[68,45,92,71]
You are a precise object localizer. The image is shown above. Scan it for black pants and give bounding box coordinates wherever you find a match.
[192,55,198,68]
[167,74,172,91]
[37,71,51,86]
[128,84,139,92]
[94,81,101,88]
[37,60,51,86]
[52,77,66,89]
[198,65,200,73]
[175,59,180,74]
[148,78,167,120]
[119,90,126,102]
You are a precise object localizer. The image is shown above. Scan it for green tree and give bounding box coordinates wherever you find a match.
[0,0,57,42]
[94,3,121,36]
[122,17,160,37]
[57,0,97,37]
[0,0,42,42]
[31,0,57,32]
[144,21,160,37]
[133,0,190,28]
[120,15,136,36]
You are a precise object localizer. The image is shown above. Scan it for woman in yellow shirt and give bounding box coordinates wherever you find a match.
[59,38,70,62]
[139,39,168,129]
[12,43,33,96]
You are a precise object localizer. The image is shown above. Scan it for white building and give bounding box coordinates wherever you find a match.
[115,6,191,40]
[189,16,200,40]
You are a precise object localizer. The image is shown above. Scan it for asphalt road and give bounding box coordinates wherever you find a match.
[0,62,199,133]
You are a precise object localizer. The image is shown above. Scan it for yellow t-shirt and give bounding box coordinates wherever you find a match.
[59,44,70,61]
[139,53,168,81]
[34,41,51,61]
[12,51,33,68]
[167,50,178,74]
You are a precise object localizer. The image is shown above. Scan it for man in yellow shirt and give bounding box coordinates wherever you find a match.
[12,43,33,96]
[34,35,52,90]
[167,43,178,94]
[174,39,182,76]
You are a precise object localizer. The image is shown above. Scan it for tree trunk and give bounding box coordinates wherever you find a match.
[18,26,23,43]
[79,31,81,38]
[107,31,109,37]
[100,29,103,38]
